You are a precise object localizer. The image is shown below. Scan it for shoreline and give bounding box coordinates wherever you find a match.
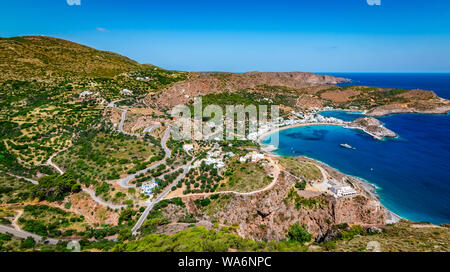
[257,122,344,143]
[302,155,403,224]
[257,121,389,144]
[258,125,404,225]
[320,107,450,117]
[265,148,404,224]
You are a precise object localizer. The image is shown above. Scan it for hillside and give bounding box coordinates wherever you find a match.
[144,71,449,115]
[144,72,349,109]
[0,36,139,81]
[0,36,189,99]
[0,36,188,177]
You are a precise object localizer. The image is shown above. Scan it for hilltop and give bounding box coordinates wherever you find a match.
[0,36,139,81]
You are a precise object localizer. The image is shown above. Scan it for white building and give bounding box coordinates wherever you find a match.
[183,144,194,152]
[239,152,265,163]
[251,153,265,162]
[330,185,357,197]
[204,157,225,169]
[121,89,133,95]
[141,181,158,195]
[224,152,235,157]
[239,156,248,163]
[79,91,93,97]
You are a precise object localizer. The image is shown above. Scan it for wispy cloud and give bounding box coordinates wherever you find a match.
[66,0,81,6]
[96,27,110,33]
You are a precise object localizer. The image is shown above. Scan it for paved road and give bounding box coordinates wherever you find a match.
[82,187,127,210]
[106,100,173,188]
[165,157,281,200]
[0,224,61,245]
[116,126,172,188]
[143,124,160,134]
[131,160,192,235]
[6,172,125,211]
[117,109,140,137]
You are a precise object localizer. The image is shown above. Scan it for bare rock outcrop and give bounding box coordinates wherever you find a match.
[346,117,397,139]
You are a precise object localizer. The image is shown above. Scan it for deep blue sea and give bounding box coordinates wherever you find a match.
[263,73,450,225]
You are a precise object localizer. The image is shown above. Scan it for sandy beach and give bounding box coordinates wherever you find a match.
[257,122,343,143]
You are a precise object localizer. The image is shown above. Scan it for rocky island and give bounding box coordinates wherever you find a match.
[345,117,398,140]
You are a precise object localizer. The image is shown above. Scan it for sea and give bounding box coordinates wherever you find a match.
[262,73,450,225]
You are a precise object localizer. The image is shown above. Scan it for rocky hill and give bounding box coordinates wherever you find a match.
[346,117,397,139]
[144,72,349,109]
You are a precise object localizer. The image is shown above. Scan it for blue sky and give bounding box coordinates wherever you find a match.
[2,0,450,72]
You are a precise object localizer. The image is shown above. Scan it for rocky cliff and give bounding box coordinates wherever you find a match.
[180,160,390,242]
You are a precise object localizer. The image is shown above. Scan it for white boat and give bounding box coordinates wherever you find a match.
[340,143,356,150]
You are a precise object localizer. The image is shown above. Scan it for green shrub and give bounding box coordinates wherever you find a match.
[286,223,312,243]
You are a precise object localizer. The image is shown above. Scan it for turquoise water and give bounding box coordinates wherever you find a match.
[319,110,366,122]
[263,73,450,224]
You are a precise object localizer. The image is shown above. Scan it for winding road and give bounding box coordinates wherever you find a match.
[5,172,126,211]
[0,224,61,245]
[82,187,127,210]
[131,160,193,235]
[117,109,140,137]
[164,157,282,200]
[116,125,172,188]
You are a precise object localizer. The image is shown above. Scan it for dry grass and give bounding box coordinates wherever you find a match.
[279,158,322,182]
[218,162,271,193]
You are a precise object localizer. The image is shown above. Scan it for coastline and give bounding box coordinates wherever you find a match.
[258,126,404,225]
[257,121,391,144]
[303,155,404,224]
[320,106,450,118]
[257,122,342,143]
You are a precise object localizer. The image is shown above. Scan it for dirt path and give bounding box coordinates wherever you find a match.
[12,210,23,231]
[46,148,68,175]
[4,173,38,185]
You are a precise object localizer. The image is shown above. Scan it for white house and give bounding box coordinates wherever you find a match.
[121,89,133,95]
[239,152,265,163]
[251,153,265,162]
[203,157,225,169]
[224,152,235,157]
[141,181,158,195]
[79,91,93,97]
[330,185,357,197]
[239,156,248,163]
[183,144,194,152]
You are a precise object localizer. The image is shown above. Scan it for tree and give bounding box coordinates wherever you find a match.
[20,237,36,249]
[33,173,81,201]
[286,223,312,243]
[295,180,306,190]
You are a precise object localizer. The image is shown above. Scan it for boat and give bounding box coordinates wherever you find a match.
[340,143,356,150]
